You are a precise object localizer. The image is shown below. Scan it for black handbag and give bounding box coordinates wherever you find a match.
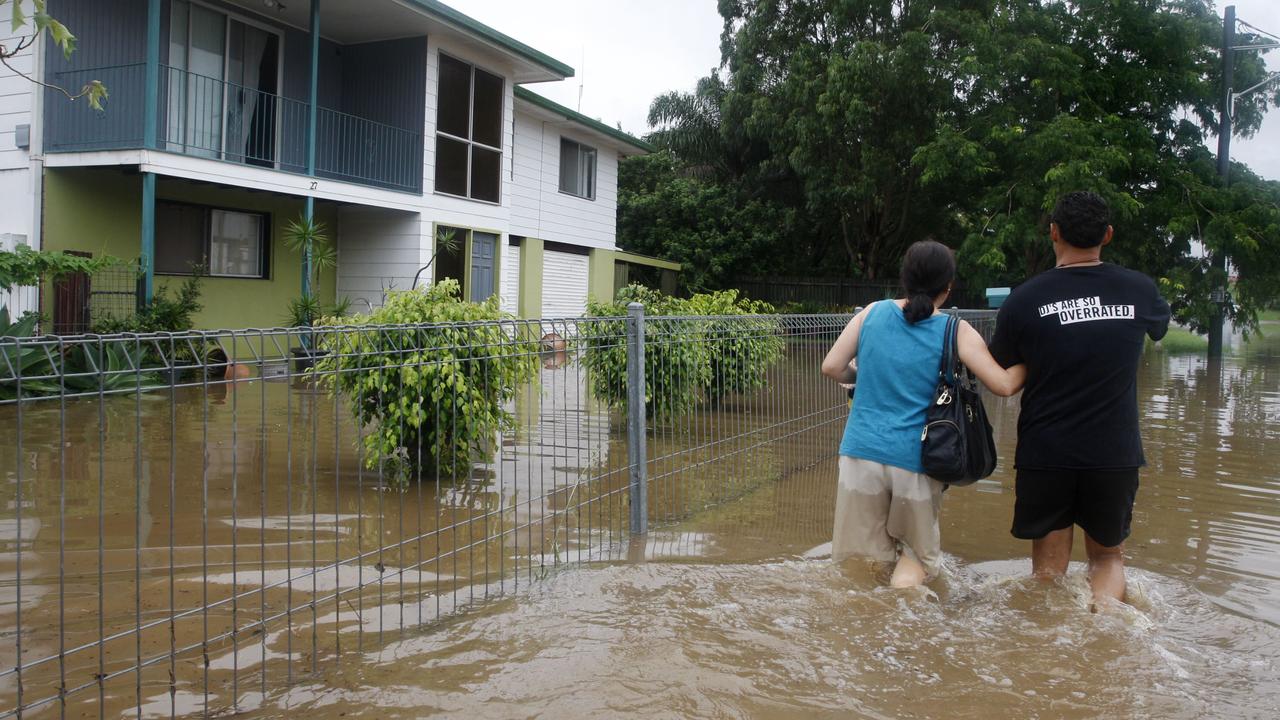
[920,315,997,486]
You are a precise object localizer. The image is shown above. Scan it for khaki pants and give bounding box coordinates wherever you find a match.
[833,456,945,577]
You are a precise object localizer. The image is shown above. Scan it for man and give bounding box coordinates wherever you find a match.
[989,191,1171,607]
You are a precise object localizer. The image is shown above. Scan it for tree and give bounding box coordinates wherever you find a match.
[617,151,791,292]
[1,0,106,109]
[625,0,1280,332]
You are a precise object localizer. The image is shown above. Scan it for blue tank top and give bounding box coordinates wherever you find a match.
[839,301,948,473]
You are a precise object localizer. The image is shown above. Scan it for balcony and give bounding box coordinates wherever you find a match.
[45,63,424,195]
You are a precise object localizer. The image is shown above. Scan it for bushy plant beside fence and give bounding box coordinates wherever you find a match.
[1,307,164,399]
[683,290,785,402]
[315,279,538,485]
[579,285,785,421]
[579,285,711,420]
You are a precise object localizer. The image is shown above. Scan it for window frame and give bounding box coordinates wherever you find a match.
[434,52,506,205]
[558,136,598,201]
[154,199,271,280]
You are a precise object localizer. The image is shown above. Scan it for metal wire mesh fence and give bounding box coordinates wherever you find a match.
[0,308,995,717]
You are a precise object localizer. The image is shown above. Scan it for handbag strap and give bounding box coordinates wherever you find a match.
[937,313,960,385]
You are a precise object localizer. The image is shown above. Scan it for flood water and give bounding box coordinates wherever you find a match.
[254,326,1280,719]
[2,321,1279,718]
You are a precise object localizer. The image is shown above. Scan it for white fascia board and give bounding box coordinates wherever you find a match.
[44,150,427,213]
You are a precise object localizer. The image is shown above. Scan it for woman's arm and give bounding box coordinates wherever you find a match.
[956,320,1026,397]
[822,303,876,383]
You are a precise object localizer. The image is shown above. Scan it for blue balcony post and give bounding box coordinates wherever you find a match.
[302,0,321,300]
[140,0,161,305]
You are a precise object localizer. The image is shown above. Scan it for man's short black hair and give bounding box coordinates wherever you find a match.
[1051,191,1111,248]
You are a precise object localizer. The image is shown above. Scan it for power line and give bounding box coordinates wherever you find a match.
[1237,17,1280,46]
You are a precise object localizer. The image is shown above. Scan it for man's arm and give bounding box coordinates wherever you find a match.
[1148,280,1171,341]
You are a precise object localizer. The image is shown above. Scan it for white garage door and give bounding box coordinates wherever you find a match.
[541,249,590,319]
[499,241,520,315]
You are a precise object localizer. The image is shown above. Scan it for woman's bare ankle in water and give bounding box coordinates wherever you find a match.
[889,554,928,587]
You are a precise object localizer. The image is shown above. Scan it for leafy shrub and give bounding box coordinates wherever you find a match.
[683,290,785,401]
[2,307,162,399]
[93,272,205,334]
[314,279,538,484]
[579,285,785,420]
[580,285,710,421]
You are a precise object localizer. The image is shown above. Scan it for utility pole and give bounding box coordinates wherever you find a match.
[1210,5,1235,360]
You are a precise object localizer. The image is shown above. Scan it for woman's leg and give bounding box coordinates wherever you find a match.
[832,457,897,565]
[885,469,946,584]
[890,550,928,587]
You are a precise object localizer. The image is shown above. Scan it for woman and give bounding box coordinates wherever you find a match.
[821,240,1025,587]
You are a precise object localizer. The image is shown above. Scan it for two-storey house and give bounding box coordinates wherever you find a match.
[0,0,675,330]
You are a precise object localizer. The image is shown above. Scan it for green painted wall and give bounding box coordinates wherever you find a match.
[587,248,615,305]
[42,167,337,330]
[518,237,544,318]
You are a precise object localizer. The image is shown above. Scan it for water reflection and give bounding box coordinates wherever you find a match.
[3,323,1278,718]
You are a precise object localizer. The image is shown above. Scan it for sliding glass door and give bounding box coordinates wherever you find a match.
[167,1,280,166]
[226,20,280,166]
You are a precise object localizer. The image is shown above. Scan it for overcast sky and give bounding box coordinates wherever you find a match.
[450,0,1280,181]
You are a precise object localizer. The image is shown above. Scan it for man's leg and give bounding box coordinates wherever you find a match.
[1077,468,1138,606]
[1084,534,1125,604]
[1031,526,1073,579]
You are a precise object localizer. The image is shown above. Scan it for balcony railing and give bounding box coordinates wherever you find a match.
[46,63,423,194]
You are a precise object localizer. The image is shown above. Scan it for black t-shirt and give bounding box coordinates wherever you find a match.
[989,262,1171,470]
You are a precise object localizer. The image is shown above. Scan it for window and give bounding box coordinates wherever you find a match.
[434,53,504,203]
[155,201,268,278]
[559,138,597,200]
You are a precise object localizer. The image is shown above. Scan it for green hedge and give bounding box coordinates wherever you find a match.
[578,285,785,420]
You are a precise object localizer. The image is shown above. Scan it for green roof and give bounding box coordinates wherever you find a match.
[514,86,654,154]
[408,1,574,79]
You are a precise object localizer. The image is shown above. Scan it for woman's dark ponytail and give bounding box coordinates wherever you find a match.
[903,291,936,324]
[900,239,956,324]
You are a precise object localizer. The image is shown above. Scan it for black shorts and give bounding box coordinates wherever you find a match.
[1011,467,1140,547]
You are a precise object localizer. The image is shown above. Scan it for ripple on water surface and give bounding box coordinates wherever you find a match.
[254,335,1280,719]
[260,556,1280,719]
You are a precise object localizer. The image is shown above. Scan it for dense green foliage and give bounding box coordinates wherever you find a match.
[314,279,538,485]
[578,286,784,420]
[622,0,1280,333]
[580,285,711,420]
[0,245,117,294]
[683,290,785,401]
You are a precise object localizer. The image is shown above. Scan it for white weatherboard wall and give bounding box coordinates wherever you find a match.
[336,207,426,310]
[499,241,520,315]
[1,12,39,317]
[541,250,589,319]
[509,111,619,250]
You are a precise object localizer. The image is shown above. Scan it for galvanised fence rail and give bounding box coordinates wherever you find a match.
[0,308,996,718]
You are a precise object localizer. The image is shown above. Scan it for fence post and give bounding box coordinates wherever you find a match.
[626,302,648,536]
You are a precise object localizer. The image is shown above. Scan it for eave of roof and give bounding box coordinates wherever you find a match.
[406,0,574,79]
[514,86,654,154]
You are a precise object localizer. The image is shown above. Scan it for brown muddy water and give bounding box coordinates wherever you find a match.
[4,324,1280,718]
